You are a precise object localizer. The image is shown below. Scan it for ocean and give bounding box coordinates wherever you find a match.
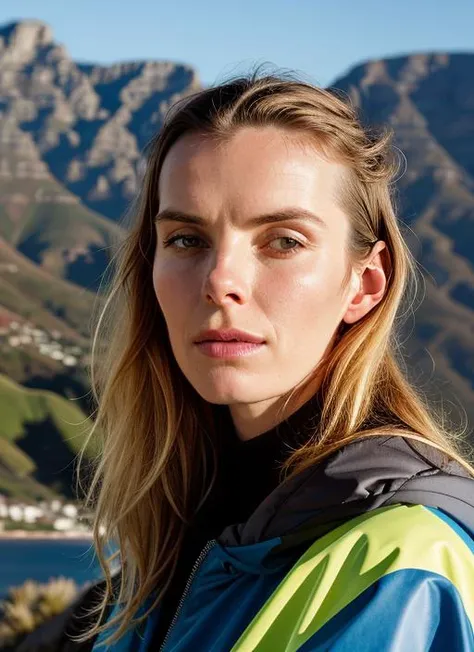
[0,538,107,598]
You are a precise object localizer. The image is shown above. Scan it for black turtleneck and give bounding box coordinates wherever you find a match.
[150,394,320,647]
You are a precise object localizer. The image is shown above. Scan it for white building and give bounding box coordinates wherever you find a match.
[50,499,62,513]
[23,504,44,523]
[8,505,24,521]
[62,504,78,518]
[53,517,75,531]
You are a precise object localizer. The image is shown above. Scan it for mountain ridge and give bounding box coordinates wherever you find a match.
[0,19,473,499]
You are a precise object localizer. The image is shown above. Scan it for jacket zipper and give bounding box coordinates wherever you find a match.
[159,539,217,651]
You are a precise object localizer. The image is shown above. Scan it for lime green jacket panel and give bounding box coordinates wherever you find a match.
[231,504,474,652]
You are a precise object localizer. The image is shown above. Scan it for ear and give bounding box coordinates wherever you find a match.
[343,241,389,325]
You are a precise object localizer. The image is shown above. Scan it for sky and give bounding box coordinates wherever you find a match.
[1,0,474,87]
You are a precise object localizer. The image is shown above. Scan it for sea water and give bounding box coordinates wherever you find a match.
[0,538,106,598]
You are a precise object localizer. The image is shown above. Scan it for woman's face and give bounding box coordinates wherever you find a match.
[153,126,362,429]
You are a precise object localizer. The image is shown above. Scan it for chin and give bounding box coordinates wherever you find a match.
[193,383,256,405]
[187,369,269,406]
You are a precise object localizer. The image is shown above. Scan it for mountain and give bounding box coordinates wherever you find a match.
[0,20,473,498]
[0,20,203,498]
[0,373,97,500]
[330,53,474,429]
[0,20,200,223]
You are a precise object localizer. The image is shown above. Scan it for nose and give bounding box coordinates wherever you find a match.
[203,249,250,306]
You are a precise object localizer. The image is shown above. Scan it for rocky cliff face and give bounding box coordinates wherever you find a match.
[0,19,202,358]
[0,20,201,221]
[0,20,473,431]
[332,53,474,422]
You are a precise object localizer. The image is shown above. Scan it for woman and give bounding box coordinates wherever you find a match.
[72,72,474,651]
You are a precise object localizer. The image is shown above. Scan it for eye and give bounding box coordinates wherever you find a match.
[161,233,305,256]
[162,234,207,250]
[267,236,304,255]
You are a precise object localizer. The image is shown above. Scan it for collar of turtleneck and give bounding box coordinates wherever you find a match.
[216,390,322,450]
[195,392,323,536]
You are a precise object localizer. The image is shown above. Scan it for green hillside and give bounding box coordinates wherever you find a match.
[0,241,99,341]
[12,199,124,291]
[0,374,98,499]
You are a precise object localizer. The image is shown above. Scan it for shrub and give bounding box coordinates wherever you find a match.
[0,577,79,649]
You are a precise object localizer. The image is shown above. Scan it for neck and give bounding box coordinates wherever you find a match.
[229,378,321,441]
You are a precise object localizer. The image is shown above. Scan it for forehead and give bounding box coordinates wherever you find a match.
[158,127,349,230]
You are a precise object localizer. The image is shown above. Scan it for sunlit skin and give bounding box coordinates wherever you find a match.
[153,126,387,440]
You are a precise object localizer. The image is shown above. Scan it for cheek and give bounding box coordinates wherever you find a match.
[260,256,345,328]
[152,258,196,326]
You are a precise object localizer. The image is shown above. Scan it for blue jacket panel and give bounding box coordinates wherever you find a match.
[92,436,474,651]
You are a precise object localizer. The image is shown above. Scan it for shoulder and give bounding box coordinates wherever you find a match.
[300,503,474,587]
[301,504,474,650]
[233,504,474,651]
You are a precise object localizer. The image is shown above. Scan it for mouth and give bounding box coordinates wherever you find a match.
[194,339,266,359]
[194,329,266,345]
[197,337,263,343]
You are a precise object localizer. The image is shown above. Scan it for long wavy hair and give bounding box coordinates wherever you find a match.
[75,70,474,646]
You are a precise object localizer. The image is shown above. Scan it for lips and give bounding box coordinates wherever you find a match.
[195,339,264,358]
[194,329,265,344]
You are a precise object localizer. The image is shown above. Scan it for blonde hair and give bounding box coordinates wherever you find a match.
[75,70,474,646]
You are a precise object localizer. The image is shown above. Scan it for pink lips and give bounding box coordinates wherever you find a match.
[194,329,266,358]
[196,341,264,358]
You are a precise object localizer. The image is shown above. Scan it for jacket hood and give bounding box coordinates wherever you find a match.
[219,434,474,549]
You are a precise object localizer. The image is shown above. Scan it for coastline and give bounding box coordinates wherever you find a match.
[0,530,93,540]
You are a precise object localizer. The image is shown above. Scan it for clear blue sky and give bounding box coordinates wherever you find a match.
[2,0,474,87]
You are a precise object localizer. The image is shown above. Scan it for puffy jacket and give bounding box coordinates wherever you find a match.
[90,435,474,651]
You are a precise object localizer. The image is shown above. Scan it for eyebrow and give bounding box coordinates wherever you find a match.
[154,207,327,230]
